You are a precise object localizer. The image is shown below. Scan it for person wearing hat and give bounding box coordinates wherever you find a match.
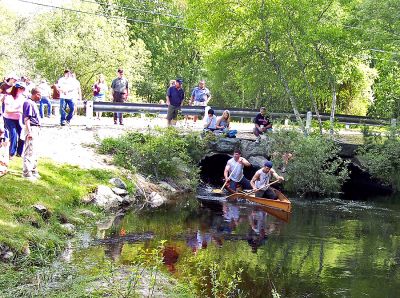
[3,81,26,158]
[111,68,129,125]
[250,160,284,200]
[166,78,185,126]
[0,72,19,96]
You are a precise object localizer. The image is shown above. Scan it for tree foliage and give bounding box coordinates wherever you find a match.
[22,0,151,98]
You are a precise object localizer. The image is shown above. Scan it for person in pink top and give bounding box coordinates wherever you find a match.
[3,81,26,158]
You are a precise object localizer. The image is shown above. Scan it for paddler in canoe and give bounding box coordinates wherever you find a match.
[223,149,252,193]
[250,160,284,200]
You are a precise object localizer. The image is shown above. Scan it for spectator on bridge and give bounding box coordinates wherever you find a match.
[92,74,108,120]
[216,109,237,138]
[111,69,129,125]
[166,78,184,126]
[216,109,231,131]
[253,107,272,143]
[57,70,75,126]
[3,81,26,159]
[22,88,41,181]
[38,79,52,118]
[203,108,217,132]
[190,80,211,123]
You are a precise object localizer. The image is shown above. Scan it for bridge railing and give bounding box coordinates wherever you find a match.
[82,101,396,129]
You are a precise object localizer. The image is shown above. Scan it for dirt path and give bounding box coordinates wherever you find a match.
[35,115,256,169]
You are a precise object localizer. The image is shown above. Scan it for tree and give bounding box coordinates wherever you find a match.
[23,0,151,99]
[0,3,30,77]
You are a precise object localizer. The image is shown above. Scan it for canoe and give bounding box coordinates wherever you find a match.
[226,188,292,212]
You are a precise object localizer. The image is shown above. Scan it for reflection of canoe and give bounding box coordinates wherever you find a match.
[226,188,292,212]
[255,205,291,223]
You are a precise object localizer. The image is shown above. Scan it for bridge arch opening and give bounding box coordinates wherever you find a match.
[199,153,258,186]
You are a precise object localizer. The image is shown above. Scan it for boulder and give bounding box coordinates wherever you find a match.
[109,177,127,190]
[211,138,241,153]
[78,209,97,218]
[93,185,123,210]
[32,204,51,220]
[248,156,266,168]
[148,192,167,208]
[159,181,177,192]
[241,140,270,158]
[61,223,76,235]
[112,187,129,196]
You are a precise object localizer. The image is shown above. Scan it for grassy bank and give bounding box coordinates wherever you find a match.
[0,158,118,266]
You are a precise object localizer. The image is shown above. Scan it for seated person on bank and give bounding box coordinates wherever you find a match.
[253,107,272,142]
[203,108,217,132]
[250,160,284,200]
[224,149,252,192]
[216,110,230,131]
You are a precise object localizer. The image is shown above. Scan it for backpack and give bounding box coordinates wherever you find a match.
[226,129,237,138]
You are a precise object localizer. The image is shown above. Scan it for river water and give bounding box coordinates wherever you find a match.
[71,190,400,297]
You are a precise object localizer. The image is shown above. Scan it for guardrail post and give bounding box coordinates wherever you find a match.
[391,118,397,128]
[284,118,289,126]
[86,100,93,129]
[305,111,312,134]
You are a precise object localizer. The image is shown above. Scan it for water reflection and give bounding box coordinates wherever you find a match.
[71,195,400,297]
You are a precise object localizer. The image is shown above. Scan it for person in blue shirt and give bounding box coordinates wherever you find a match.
[166,79,185,126]
[190,80,211,123]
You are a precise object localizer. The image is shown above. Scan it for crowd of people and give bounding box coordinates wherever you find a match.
[0,69,84,179]
[0,68,277,180]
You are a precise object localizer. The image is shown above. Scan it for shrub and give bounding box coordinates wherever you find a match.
[358,126,400,190]
[269,129,349,196]
[98,127,204,186]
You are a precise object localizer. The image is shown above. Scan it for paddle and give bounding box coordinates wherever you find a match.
[226,179,280,200]
[212,160,240,194]
[244,179,280,196]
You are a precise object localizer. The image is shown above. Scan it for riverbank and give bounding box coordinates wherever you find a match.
[0,120,198,297]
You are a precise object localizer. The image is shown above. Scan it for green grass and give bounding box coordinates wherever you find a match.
[0,158,121,264]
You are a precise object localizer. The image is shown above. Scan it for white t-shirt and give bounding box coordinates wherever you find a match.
[57,77,76,99]
[227,157,244,182]
[38,82,51,98]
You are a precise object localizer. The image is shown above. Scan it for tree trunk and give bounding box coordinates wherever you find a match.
[265,31,305,133]
[287,30,323,134]
[314,45,337,135]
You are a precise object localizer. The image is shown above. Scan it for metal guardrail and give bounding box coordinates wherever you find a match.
[91,101,394,126]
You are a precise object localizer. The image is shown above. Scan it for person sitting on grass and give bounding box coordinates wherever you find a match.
[250,160,284,200]
[203,108,217,132]
[253,107,272,143]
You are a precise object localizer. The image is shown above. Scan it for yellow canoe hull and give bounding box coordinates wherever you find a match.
[226,188,292,212]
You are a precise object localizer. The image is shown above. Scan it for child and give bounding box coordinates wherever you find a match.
[203,108,217,132]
